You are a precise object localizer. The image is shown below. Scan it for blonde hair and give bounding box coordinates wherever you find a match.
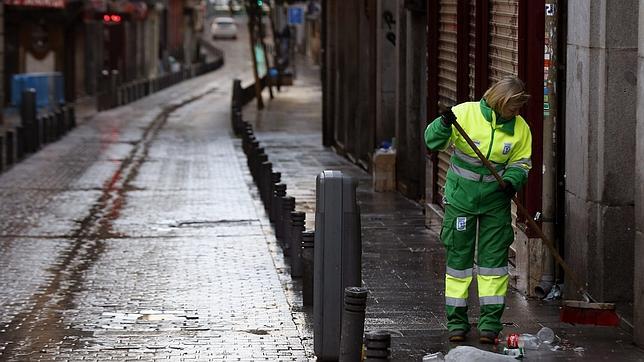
[483,76,530,113]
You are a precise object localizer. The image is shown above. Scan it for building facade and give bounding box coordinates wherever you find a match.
[321,0,644,345]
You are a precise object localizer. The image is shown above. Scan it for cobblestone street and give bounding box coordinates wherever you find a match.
[0,23,311,361]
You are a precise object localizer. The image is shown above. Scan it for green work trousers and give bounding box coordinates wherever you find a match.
[441,189,513,334]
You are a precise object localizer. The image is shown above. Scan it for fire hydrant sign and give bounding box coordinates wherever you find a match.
[4,0,66,8]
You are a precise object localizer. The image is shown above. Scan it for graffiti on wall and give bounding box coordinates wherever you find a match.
[383,10,396,46]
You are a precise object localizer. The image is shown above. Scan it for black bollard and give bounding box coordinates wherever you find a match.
[36,115,44,149]
[254,152,267,183]
[249,145,263,177]
[340,287,369,362]
[266,172,281,213]
[259,161,272,206]
[44,113,54,143]
[314,170,362,360]
[302,230,315,306]
[364,330,391,361]
[290,211,306,277]
[271,183,286,224]
[16,127,25,160]
[0,135,4,172]
[20,89,37,153]
[5,131,15,166]
[110,70,119,108]
[54,108,64,139]
[69,106,76,129]
[280,196,295,254]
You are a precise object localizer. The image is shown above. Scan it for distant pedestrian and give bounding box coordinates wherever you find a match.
[424,76,532,344]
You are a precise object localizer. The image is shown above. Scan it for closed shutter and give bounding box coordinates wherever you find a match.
[436,0,458,206]
[437,0,458,109]
[468,0,476,100]
[488,0,519,83]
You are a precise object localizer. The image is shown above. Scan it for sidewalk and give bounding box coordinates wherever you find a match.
[241,56,644,361]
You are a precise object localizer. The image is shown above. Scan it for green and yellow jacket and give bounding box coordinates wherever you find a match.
[424,99,532,211]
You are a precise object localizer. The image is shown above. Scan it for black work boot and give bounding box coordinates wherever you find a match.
[448,329,467,342]
[479,330,498,344]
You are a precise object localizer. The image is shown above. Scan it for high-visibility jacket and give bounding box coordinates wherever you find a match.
[425,99,532,208]
[424,99,533,333]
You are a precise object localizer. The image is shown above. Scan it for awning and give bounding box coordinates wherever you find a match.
[4,0,65,8]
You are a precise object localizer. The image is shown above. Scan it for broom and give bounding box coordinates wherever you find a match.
[448,117,620,326]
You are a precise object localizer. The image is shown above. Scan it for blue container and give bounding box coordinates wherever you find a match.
[10,72,65,110]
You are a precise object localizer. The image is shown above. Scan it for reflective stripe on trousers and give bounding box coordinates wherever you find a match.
[445,267,472,307]
[477,266,508,305]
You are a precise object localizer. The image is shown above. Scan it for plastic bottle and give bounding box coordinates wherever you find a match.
[537,326,555,344]
[518,333,541,350]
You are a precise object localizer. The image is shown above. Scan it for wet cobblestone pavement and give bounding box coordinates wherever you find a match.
[0,22,311,361]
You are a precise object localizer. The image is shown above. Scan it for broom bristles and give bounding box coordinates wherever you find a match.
[560,305,620,326]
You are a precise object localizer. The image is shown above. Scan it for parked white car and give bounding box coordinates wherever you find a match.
[211,17,238,40]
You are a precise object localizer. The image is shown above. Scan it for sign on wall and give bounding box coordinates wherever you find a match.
[287,7,303,25]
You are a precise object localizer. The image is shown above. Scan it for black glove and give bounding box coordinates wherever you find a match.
[440,108,457,128]
[499,181,516,198]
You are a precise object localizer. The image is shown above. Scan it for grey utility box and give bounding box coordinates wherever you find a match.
[313,170,362,361]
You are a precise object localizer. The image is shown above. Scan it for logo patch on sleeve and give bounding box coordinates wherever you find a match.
[456,217,467,231]
[502,143,512,155]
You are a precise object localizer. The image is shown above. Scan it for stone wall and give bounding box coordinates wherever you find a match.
[634,0,644,348]
[565,0,637,303]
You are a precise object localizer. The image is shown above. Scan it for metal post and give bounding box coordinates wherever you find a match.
[36,115,44,149]
[260,161,273,206]
[271,183,286,224]
[280,196,295,253]
[54,108,64,139]
[314,170,362,360]
[340,287,369,362]
[267,171,281,213]
[5,131,14,166]
[364,331,391,361]
[110,70,119,108]
[302,230,315,306]
[0,135,4,172]
[290,211,305,276]
[20,89,37,153]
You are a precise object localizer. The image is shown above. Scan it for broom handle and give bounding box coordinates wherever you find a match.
[450,119,591,299]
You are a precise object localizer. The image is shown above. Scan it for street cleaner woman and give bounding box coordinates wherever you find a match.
[424,76,532,344]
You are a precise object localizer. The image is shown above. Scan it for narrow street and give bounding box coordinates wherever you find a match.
[3,9,644,362]
[0,18,310,361]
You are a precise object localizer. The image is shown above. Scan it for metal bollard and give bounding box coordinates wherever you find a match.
[266,172,281,213]
[302,230,315,306]
[20,89,37,153]
[248,145,262,177]
[55,108,64,139]
[5,131,15,166]
[45,113,54,143]
[16,127,25,160]
[254,152,267,182]
[364,331,391,361]
[259,161,272,206]
[271,183,286,224]
[340,287,369,362]
[0,135,4,172]
[280,196,295,254]
[290,211,306,277]
[314,170,362,360]
[36,115,44,149]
